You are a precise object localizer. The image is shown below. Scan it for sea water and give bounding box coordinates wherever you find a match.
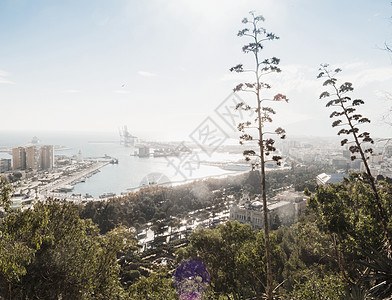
[0,131,246,198]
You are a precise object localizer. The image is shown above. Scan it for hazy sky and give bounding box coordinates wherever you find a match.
[1,0,391,140]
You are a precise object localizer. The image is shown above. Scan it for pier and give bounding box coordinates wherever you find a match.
[30,160,110,203]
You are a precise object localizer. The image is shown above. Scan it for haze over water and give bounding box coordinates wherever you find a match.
[0,131,245,198]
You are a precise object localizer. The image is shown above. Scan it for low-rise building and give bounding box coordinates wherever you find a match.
[0,159,11,173]
[230,201,266,230]
[316,173,347,186]
[359,153,392,178]
[229,190,307,229]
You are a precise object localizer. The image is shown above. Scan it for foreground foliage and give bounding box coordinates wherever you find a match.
[318,65,392,250]
[231,11,288,300]
[0,198,134,299]
[128,271,177,300]
[2,168,392,299]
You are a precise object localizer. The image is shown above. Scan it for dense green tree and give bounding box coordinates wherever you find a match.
[317,65,391,248]
[307,176,392,297]
[0,176,34,290]
[128,271,178,300]
[0,177,13,213]
[78,174,248,234]
[178,221,287,299]
[274,215,342,295]
[7,172,22,184]
[177,222,251,299]
[289,272,348,300]
[0,200,134,299]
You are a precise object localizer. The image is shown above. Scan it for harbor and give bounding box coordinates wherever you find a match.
[10,159,112,206]
[2,131,249,206]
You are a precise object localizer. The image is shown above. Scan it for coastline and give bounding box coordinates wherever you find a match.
[40,160,110,201]
[125,170,248,193]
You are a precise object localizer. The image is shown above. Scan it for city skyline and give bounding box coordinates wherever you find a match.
[1,0,391,140]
